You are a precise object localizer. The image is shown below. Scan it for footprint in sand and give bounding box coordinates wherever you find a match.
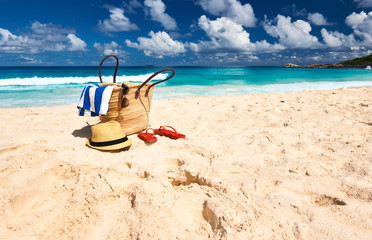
[340,183,372,202]
[10,190,45,216]
[202,201,227,237]
[8,167,60,218]
[169,170,210,187]
[314,195,346,207]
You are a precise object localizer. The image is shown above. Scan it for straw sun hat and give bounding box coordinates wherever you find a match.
[87,120,132,151]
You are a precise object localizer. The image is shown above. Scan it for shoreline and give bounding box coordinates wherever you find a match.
[1,87,371,239]
[1,66,372,108]
[1,85,372,109]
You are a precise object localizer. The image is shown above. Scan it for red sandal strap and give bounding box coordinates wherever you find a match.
[159,125,177,133]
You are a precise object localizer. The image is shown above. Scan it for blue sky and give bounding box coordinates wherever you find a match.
[0,0,372,66]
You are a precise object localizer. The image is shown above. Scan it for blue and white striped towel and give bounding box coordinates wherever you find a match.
[77,84,116,117]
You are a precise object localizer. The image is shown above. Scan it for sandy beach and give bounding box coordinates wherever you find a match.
[0,87,371,239]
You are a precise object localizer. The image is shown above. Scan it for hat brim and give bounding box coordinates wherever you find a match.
[86,138,132,151]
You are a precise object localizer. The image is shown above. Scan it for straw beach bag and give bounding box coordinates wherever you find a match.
[98,55,175,135]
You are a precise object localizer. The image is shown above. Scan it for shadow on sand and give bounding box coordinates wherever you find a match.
[72,124,92,139]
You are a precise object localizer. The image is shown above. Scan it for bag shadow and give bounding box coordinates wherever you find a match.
[72,124,92,138]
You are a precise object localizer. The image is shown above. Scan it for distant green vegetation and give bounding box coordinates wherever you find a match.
[340,54,372,66]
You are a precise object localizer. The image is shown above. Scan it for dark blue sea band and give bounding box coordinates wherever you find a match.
[89,136,128,147]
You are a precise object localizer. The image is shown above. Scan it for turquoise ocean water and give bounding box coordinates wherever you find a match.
[0,66,371,107]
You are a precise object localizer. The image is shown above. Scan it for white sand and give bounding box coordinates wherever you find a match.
[0,87,371,239]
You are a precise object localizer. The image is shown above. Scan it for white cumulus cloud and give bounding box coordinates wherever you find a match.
[31,21,75,41]
[196,0,256,27]
[0,28,17,45]
[67,34,87,51]
[97,8,139,34]
[144,0,177,30]
[124,0,143,13]
[189,16,284,53]
[345,11,370,26]
[354,0,372,8]
[0,22,86,53]
[0,27,40,53]
[20,55,41,64]
[263,15,321,49]
[308,12,331,26]
[191,15,251,52]
[321,29,357,48]
[345,11,372,45]
[125,31,186,58]
[94,41,127,56]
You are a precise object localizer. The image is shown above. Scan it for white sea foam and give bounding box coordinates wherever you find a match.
[1,79,371,107]
[0,73,169,86]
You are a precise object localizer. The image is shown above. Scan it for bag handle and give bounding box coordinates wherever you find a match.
[135,68,175,99]
[98,55,119,83]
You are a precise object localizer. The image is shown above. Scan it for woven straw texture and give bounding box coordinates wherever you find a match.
[99,82,154,135]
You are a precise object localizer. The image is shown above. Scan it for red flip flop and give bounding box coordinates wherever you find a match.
[137,128,157,143]
[154,126,186,139]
